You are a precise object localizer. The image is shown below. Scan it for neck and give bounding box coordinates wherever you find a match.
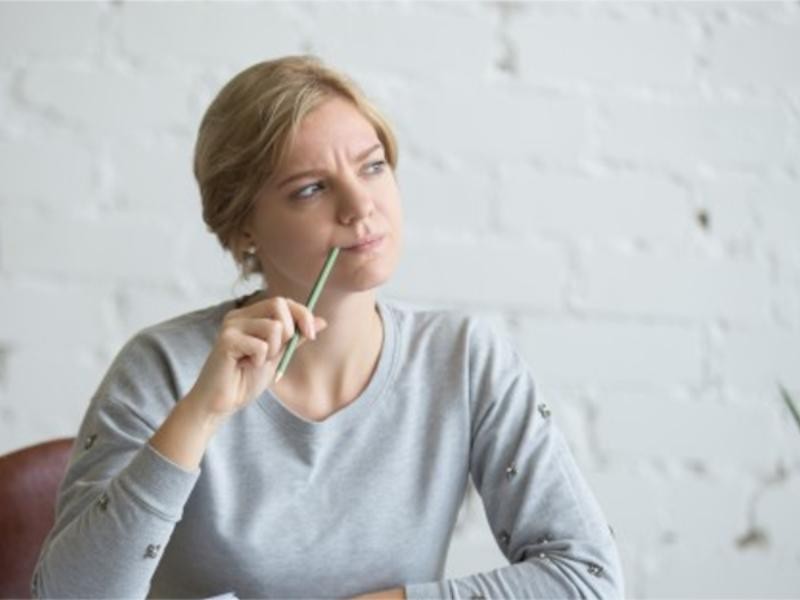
[248,287,384,402]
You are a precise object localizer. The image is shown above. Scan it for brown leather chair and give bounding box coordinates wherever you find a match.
[0,438,74,598]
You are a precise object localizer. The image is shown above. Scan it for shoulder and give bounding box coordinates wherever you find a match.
[124,298,232,357]
[96,298,233,404]
[379,296,467,333]
[378,295,519,366]
[378,298,534,428]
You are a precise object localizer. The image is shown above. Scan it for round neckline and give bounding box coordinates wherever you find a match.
[221,296,398,437]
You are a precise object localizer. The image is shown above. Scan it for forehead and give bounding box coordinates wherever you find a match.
[282,97,380,165]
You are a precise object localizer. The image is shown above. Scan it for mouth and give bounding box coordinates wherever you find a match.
[343,234,385,252]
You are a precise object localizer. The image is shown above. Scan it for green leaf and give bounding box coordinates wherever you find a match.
[779,383,800,435]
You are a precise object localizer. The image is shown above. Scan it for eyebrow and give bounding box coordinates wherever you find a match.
[276,142,384,189]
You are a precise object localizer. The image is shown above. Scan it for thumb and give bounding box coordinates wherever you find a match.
[295,317,328,349]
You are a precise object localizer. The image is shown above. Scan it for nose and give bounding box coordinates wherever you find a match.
[336,175,375,225]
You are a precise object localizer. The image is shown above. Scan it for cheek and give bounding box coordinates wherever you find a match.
[391,197,404,239]
[260,223,306,263]
[379,179,403,227]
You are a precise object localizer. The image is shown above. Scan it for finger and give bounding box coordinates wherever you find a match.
[231,296,320,343]
[295,319,328,351]
[265,320,283,360]
[285,297,317,340]
[231,295,296,341]
[301,317,328,338]
[221,326,269,367]
[271,297,296,342]
[237,318,285,360]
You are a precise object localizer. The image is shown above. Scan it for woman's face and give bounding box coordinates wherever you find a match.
[244,96,403,299]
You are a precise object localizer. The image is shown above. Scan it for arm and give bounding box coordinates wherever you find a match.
[404,319,624,599]
[33,296,326,597]
[32,334,205,598]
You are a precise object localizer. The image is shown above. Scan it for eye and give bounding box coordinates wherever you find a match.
[364,160,386,175]
[292,181,324,200]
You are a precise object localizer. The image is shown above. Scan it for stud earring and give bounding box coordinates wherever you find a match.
[240,244,261,279]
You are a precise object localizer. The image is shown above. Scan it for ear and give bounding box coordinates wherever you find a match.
[234,229,257,257]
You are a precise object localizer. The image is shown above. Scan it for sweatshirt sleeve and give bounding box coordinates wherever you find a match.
[405,318,625,600]
[32,333,202,598]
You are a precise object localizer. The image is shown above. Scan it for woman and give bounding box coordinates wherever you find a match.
[33,55,624,599]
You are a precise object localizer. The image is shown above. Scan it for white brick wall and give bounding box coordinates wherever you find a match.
[1,1,799,597]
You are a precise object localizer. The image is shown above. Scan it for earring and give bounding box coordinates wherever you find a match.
[241,244,260,278]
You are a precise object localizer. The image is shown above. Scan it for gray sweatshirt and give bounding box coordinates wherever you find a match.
[33,294,624,599]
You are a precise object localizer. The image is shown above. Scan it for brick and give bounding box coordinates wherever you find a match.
[495,170,694,242]
[0,210,179,286]
[592,390,787,471]
[0,2,101,60]
[706,18,800,89]
[514,317,703,386]
[596,97,794,170]
[306,2,496,83]
[21,64,194,135]
[385,234,568,310]
[757,477,800,551]
[398,159,493,234]
[751,179,800,258]
[695,177,760,246]
[117,2,303,65]
[582,465,663,547]
[647,543,800,597]
[106,137,198,220]
[114,285,234,347]
[510,11,694,87]
[637,467,800,597]
[0,135,95,209]
[0,343,7,383]
[655,474,751,550]
[0,281,111,350]
[175,223,242,289]
[717,327,800,389]
[382,82,586,165]
[1,345,99,454]
[0,69,14,128]
[773,263,800,328]
[698,176,800,312]
[662,1,798,23]
[578,249,772,324]
[0,72,53,139]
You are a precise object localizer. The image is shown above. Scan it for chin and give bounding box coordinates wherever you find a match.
[346,252,399,292]
[347,267,395,292]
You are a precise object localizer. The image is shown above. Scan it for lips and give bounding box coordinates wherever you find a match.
[344,234,384,250]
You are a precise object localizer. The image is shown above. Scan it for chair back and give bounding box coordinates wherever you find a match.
[0,438,74,598]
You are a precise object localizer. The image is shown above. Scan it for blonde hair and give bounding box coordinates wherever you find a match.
[193,55,399,283]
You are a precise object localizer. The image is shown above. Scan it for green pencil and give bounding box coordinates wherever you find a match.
[274,246,341,383]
